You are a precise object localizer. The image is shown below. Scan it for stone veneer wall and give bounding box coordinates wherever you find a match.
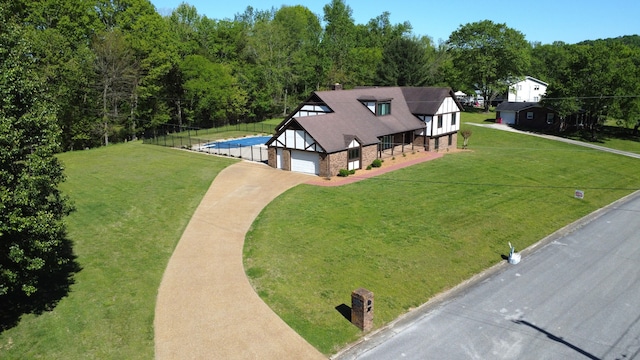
[267,147,276,168]
[318,153,330,178]
[323,144,380,177]
[327,150,348,177]
[413,135,426,148]
[424,133,457,152]
[361,145,378,169]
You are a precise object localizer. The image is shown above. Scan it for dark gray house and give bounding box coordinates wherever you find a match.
[495,102,558,129]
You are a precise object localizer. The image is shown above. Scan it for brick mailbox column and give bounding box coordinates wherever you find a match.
[351,288,374,331]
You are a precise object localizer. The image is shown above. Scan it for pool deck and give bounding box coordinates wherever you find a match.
[202,135,271,148]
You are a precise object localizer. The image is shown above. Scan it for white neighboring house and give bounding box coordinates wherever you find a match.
[508,76,548,102]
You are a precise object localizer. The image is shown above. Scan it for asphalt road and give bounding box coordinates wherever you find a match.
[335,191,640,360]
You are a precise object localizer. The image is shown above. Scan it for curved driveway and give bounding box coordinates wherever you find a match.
[154,151,443,359]
[154,161,325,359]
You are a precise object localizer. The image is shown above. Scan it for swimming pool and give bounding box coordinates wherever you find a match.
[203,136,271,149]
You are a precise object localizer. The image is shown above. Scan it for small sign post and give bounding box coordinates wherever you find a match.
[575,190,585,199]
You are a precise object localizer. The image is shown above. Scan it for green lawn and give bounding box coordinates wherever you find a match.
[462,110,640,154]
[0,142,236,359]
[564,130,640,154]
[262,117,286,125]
[244,116,640,354]
[1,113,638,358]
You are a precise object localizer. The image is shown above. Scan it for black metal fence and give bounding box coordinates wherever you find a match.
[142,123,276,163]
[193,140,269,162]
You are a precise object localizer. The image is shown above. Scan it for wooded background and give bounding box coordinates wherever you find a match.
[5,0,640,150]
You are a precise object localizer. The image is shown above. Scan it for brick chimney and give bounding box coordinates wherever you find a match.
[330,83,343,91]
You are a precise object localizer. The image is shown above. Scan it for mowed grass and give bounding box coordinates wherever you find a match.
[0,142,236,359]
[244,115,640,354]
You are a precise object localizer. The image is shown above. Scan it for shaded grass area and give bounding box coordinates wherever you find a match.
[0,142,236,359]
[558,126,640,154]
[244,122,640,354]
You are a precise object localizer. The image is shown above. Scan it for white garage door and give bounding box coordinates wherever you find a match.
[501,112,516,125]
[291,150,319,175]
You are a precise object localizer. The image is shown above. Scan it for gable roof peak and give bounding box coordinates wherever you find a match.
[524,76,549,86]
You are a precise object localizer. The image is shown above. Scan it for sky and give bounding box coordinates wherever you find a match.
[151,0,640,45]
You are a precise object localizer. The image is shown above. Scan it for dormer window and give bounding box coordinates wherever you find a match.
[377,102,391,116]
[359,97,392,116]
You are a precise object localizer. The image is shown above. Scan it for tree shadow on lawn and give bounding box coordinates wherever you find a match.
[0,237,81,332]
[514,124,640,144]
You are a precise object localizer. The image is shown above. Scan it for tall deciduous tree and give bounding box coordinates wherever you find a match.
[533,42,580,129]
[273,5,323,102]
[606,43,640,129]
[349,12,411,86]
[448,20,530,111]
[0,8,77,328]
[92,28,139,146]
[377,36,430,86]
[96,0,175,141]
[180,55,247,127]
[320,0,356,85]
[539,41,640,138]
[11,0,101,150]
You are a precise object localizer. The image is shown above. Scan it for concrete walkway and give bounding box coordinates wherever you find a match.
[154,161,325,359]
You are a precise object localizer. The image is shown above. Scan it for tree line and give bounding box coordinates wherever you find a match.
[5,0,640,150]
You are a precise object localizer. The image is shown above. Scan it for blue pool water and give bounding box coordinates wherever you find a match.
[203,136,271,148]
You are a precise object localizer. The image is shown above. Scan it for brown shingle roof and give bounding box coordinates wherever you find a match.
[495,101,540,111]
[401,87,458,115]
[269,87,459,154]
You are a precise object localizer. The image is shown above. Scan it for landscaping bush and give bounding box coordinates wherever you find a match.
[371,159,382,168]
[337,169,350,177]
